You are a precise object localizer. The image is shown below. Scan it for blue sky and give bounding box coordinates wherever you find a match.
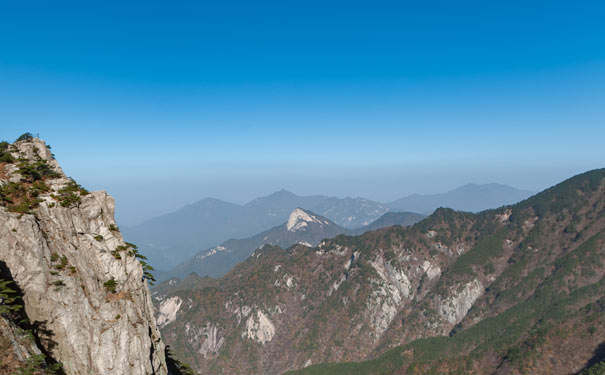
[1,1,604,224]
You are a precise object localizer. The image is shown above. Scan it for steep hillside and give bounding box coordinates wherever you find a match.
[164,210,424,281]
[123,190,390,270]
[389,183,534,214]
[154,169,604,375]
[0,136,179,374]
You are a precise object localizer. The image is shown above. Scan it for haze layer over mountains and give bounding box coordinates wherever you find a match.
[122,184,534,272]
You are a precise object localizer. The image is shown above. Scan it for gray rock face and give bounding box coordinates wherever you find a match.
[0,138,168,374]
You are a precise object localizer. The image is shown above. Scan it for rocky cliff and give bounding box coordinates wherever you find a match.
[0,136,169,374]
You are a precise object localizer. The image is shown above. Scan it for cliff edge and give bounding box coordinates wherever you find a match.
[0,135,168,374]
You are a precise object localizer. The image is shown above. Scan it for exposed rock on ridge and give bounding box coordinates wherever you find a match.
[0,137,168,374]
[286,208,328,232]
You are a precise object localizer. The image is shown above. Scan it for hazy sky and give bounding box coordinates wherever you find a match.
[1,1,604,225]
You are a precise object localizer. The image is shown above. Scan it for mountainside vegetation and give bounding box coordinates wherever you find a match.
[154,169,605,375]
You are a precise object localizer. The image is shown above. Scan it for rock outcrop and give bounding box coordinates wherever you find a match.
[0,137,168,374]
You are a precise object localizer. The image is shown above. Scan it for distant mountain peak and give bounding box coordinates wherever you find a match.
[389,182,535,214]
[269,188,297,197]
[455,182,519,191]
[244,189,298,207]
[286,208,327,232]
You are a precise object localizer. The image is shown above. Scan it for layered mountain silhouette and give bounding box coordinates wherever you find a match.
[125,184,532,270]
[123,190,391,269]
[162,208,424,280]
[388,183,534,214]
[153,168,605,375]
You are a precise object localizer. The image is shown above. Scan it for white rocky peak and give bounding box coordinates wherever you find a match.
[286,208,326,232]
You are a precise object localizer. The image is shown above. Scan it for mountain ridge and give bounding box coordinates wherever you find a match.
[153,168,604,375]
[122,190,392,270]
[124,184,532,270]
[388,182,535,214]
[161,208,425,281]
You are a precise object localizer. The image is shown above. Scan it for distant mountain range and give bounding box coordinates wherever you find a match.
[122,190,390,270]
[388,183,534,214]
[162,208,425,280]
[153,169,605,375]
[123,184,534,270]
